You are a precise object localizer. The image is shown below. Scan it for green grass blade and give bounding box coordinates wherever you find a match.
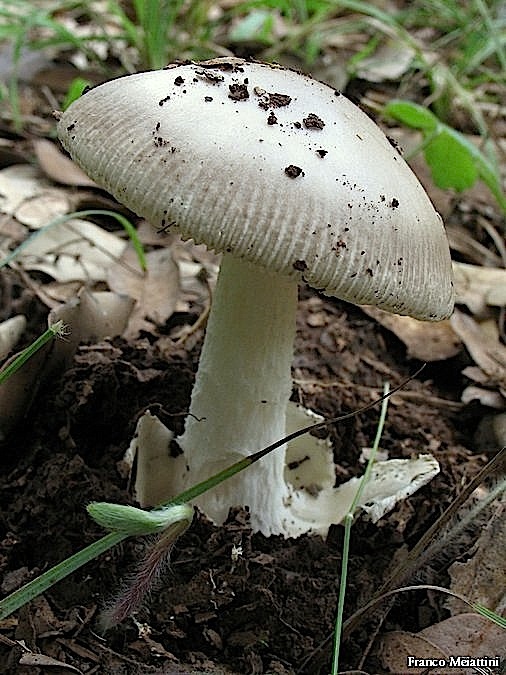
[0,532,126,621]
[331,382,390,675]
[473,603,506,630]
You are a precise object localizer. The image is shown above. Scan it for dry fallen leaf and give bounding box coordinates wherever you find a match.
[461,384,505,409]
[107,245,180,337]
[34,137,98,188]
[0,315,26,361]
[451,309,506,397]
[19,652,83,673]
[0,164,55,215]
[381,615,505,674]
[362,305,461,361]
[355,36,416,82]
[453,261,506,315]
[18,218,127,282]
[447,500,506,615]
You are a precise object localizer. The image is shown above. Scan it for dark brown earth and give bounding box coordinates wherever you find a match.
[0,271,488,674]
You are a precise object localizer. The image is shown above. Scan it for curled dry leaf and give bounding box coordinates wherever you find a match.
[0,315,26,361]
[451,309,506,398]
[453,261,506,315]
[355,37,416,83]
[18,218,127,282]
[362,305,461,361]
[462,386,505,410]
[107,245,180,338]
[0,164,56,215]
[34,138,98,188]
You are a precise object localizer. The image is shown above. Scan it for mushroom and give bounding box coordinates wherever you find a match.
[57,58,454,537]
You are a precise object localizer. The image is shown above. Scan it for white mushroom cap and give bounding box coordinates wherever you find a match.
[58,57,454,320]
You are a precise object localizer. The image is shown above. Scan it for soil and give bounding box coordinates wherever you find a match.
[0,274,488,674]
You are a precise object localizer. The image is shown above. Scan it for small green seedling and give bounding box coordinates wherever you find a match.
[384,99,506,215]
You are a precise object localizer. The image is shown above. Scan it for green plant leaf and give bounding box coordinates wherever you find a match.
[440,129,506,213]
[424,128,478,191]
[62,78,91,111]
[384,100,438,131]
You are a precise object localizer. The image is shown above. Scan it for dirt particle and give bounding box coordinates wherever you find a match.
[303,113,325,129]
[287,455,310,470]
[258,92,292,110]
[267,112,278,125]
[66,123,75,132]
[387,135,403,154]
[158,95,171,106]
[174,76,185,86]
[285,165,304,178]
[228,83,249,101]
[316,149,328,158]
[293,259,308,271]
[391,198,399,208]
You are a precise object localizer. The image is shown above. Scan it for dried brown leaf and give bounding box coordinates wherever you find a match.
[453,262,506,315]
[448,500,506,615]
[451,309,506,395]
[362,306,461,361]
[381,615,504,674]
[107,246,180,337]
[34,138,98,188]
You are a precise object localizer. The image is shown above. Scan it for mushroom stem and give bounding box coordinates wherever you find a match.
[176,254,298,534]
